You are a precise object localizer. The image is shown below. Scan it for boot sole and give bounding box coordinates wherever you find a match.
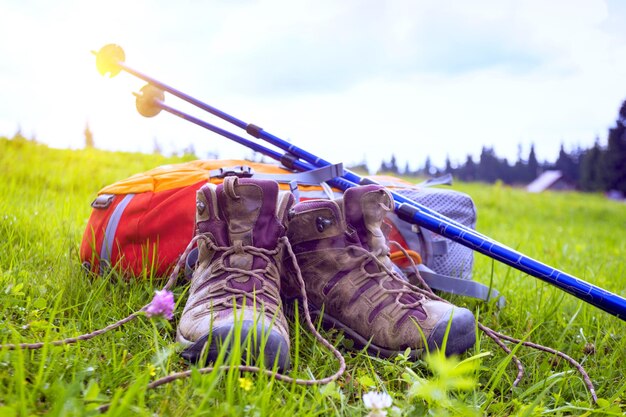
[426,306,476,356]
[177,321,291,372]
[313,308,426,359]
[287,299,475,358]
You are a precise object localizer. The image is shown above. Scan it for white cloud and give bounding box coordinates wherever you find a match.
[0,0,624,172]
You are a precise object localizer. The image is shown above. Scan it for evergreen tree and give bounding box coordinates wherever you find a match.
[388,154,399,174]
[511,143,527,185]
[444,155,454,176]
[152,137,163,155]
[603,100,626,193]
[84,123,94,149]
[378,159,389,174]
[477,147,499,183]
[457,154,476,182]
[498,158,513,184]
[403,161,411,176]
[555,143,579,182]
[183,143,197,157]
[346,159,369,174]
[579,138,604,191]
[422,156,432,176]
[527,144,539,182]
[206,151,220,160]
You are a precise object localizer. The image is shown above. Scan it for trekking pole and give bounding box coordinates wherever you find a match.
[133,85,321,174]
[95,44,626,321]
[95,46,488,238]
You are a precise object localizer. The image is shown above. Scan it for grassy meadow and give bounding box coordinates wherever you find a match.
[0,135,625,416]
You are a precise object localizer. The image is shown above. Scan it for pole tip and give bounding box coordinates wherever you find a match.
[135,84,164,118]
[94,44,125,77]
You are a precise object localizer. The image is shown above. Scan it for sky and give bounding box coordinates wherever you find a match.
[1,0,626,172]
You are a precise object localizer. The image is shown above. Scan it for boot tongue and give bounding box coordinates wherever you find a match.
[217,177,293,250]
[343,185,394,264]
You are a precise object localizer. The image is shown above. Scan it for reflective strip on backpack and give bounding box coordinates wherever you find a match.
[417,265,506,308]
[208,162,344,186]
[100,194,135,271]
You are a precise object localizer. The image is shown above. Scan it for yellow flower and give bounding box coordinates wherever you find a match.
[239,377,253,391]
[148,364,157,377]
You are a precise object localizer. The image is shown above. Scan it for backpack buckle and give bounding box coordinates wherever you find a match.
[91,194,115,209]
[211,165,255,179]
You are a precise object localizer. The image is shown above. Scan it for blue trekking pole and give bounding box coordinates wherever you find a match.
[95,44,626,321]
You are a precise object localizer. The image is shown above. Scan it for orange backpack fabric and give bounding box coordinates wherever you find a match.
[80,159,501,305]
[80,159,393,277]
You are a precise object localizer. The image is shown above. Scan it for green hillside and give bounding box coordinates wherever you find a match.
[1,136,624,416]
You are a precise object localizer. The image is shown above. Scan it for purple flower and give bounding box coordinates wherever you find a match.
[145,289,175,320]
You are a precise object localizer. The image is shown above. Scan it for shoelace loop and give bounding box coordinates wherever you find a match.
[349,244,426,311]
[0,234,597,408]
[188,236,284,317]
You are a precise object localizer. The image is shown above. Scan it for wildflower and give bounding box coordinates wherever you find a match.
[145,289,175,320]
[239,377,253,391]
[389,406,401,417]
[363,391,393,417]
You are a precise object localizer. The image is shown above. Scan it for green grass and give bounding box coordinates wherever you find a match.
[1,136,625,416]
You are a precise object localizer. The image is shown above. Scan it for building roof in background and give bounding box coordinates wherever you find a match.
[526,170,563,193]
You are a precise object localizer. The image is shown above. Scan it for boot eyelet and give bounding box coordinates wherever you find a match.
[316,216,332,232]
[196,200,206,214]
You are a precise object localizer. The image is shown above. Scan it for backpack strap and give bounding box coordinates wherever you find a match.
[416,173,454,187]
[208,163,344,185]
[209,163,343,202]
[99,193,136,271]
[416,264,506,308]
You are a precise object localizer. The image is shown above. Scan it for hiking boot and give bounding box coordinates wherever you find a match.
[176,176,294,371]
[283,184,476,357]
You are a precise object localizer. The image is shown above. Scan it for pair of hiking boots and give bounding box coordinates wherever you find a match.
[176,177,476,370]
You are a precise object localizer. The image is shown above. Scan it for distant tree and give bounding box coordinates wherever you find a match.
[403,161,411,176]
[377,155,400,174]
[84,123,95,148]
[444,155,454,176]
[388,154,399,174]
[457,154,477,182]
[378,159,389,174]
[152,137,163,155]
[516,143,523,162]
[246,151,268,163]
[579,138,604,191]
[476,147,500,183]
[346,158,369,174]
[554,143,579,182]
[422,156,432,176]
[183,143,197,158]
[603,100,626,193]
[527,144,539,182]
[498,158,513,184]
[510,143,527,185]
[14,125,24,140]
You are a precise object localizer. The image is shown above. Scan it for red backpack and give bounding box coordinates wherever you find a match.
[80,159,347,276]
[80,158,499,306]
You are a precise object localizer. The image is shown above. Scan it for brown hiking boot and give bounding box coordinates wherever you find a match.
[176,176,294,371]
[283,184,476,357]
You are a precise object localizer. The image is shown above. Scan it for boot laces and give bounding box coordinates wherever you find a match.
[0,224,598,407]
[350,244,427,311]
[187,235,283,318]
